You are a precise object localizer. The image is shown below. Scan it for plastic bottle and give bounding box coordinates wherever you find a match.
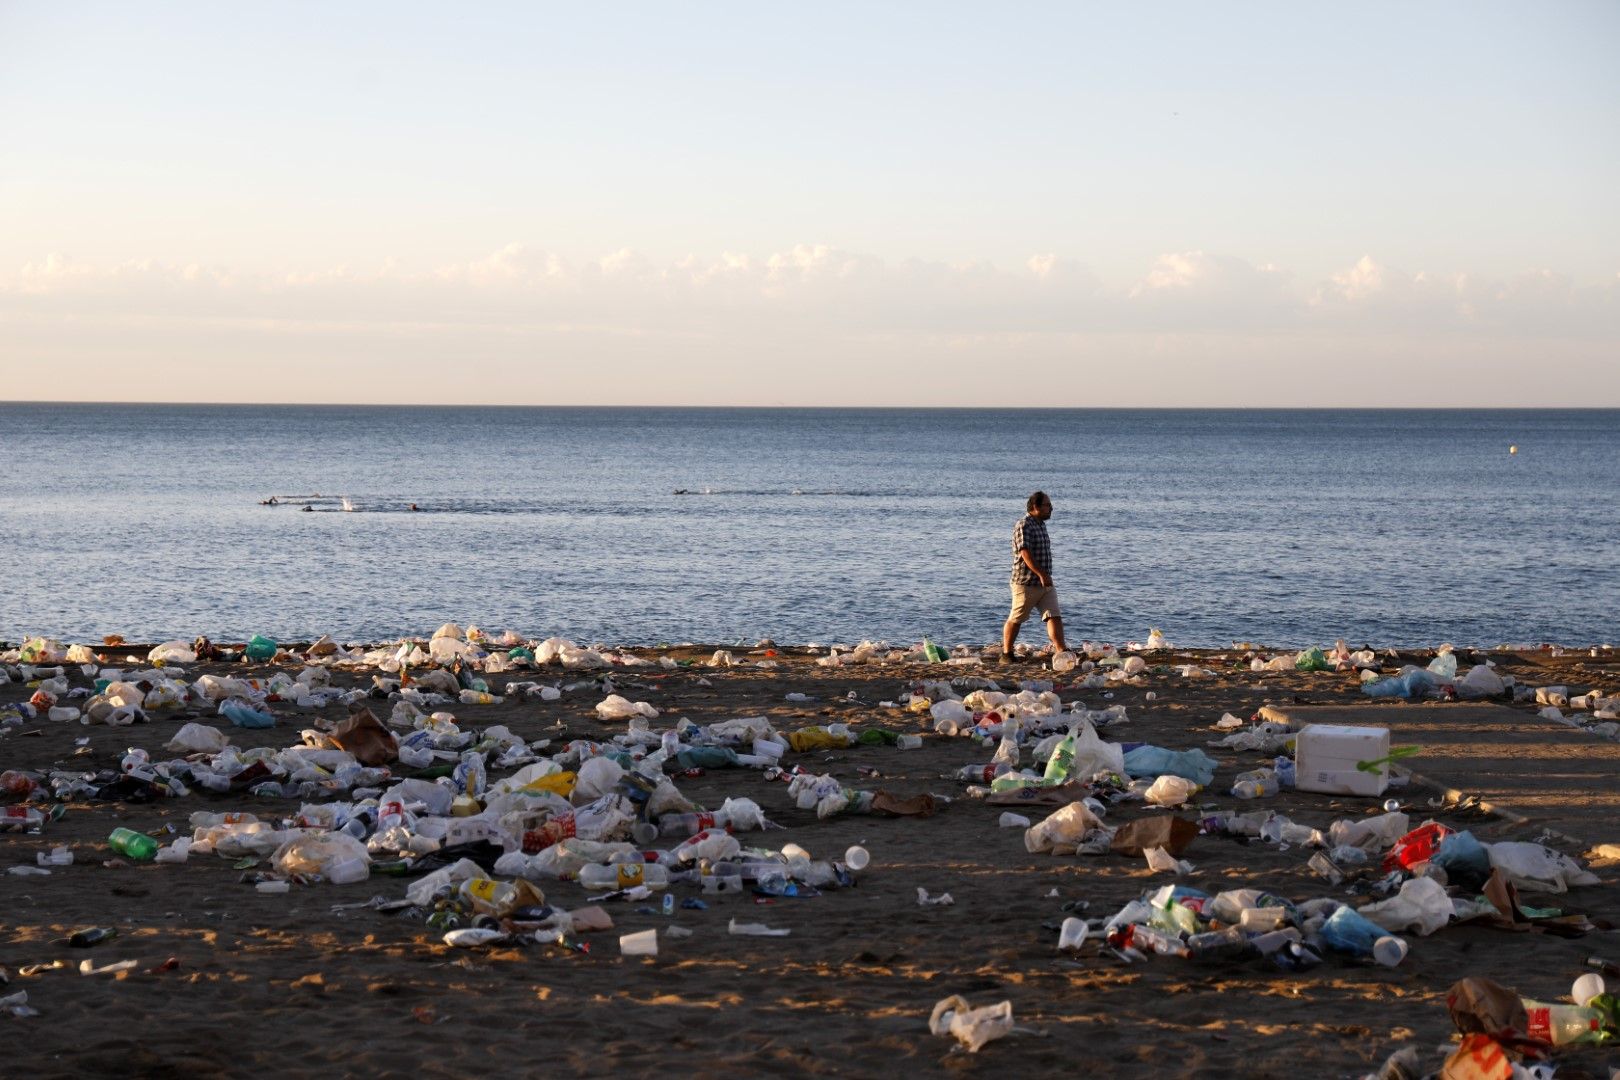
[1042,733,1076,783]
[1521,1000,1607,1045]
[1232,775,1280,799]
[107,827,158,861]
[1107,924,1189,958]
[956,763,1009,784]
[577,862,672,891]
[657,811,721,837]
[458,690,502,706]
[1,805,46,831]
[1187,926,1251,961]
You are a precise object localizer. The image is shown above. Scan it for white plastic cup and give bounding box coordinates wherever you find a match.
[631,822,658,846]
[998,812,1031,829]
[896,734,923,750]
[619,929,658,957]
[1057,916,1088,951]
[751,738,784,760]
[781,842,811,863]
[1372,936,1408,967]
[843,845,870,871]
[1572,972,1606,1005]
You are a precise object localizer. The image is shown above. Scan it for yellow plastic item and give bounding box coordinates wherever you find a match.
[521,770,577,797]
[786,728,846,752]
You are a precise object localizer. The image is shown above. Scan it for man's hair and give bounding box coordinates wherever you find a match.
[1027,491,1048,513]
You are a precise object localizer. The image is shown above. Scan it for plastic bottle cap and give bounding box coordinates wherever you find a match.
[843,845,870,871]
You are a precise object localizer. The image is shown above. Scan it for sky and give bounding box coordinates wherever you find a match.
[2,1,1617,406]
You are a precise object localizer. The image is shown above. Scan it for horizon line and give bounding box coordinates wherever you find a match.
[4,400,1620,411]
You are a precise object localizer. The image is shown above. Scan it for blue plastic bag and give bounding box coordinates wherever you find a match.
[1320,904,1386,956]
[1432,830,1492,890]
[1362,667,1439,699]
[1123,746,1217,786]
[221,702,275,728]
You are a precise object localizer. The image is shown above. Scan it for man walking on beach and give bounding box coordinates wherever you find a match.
[1003,491,1069,663]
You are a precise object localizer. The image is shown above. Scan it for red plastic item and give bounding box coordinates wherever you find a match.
[1383,822,1453,872]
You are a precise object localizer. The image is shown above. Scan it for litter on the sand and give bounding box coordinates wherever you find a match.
[3,629,1618,1073]
[929,994,1014,1053]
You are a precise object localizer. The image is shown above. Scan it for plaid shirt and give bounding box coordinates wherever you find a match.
[1011,514,1051,585]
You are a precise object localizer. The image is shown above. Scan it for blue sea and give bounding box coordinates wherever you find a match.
[1,404,1615,648]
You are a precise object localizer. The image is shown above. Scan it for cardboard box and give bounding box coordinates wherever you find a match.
[1295,724,1390,797]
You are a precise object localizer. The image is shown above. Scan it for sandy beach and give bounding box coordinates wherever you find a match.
[3,638,1619,1079]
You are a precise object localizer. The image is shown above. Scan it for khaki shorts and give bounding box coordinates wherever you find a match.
[1008,582,1061,624]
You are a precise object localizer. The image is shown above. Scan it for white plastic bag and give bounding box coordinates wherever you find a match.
[271,831,371,884]
[1357,875,1453,935]
[1068,718,1126,781]
[147,640,197,664]
[1024,801,1104,854]
[595,694,659,720]
[1487,842,1600,894]
[1456,664,1506,698]
[1144,775,1198,807]
[929,995,1014,1053]
[165,723,231,754]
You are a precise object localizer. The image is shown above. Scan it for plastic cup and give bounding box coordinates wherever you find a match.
[1057,916,1087,951]
[631,822,658,846]
[998,812,1031,829]
[896,734,923,750]
[1572,972,1606,1005]
[619,929,658,957]
[751,739,784,760]
[843,845,870,871]
[1372,936,1408,967]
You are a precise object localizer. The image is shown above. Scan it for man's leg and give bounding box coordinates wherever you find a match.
[1044,615,1068,654]
[1004,583,1031,657]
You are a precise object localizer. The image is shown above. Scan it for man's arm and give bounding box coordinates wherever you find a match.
[1018,547,1051,587]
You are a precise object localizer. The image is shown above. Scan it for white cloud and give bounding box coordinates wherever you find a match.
[1,246,1616,405]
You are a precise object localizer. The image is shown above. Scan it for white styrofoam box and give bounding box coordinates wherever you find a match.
[1295,723,1390,797]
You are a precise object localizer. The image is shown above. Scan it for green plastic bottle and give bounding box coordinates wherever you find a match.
[107,827,158,861]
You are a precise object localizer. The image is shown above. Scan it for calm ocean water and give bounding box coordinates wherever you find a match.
[1,404,1615,648]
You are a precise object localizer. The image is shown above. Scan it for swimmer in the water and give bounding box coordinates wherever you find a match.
[409,503,419,511]
[260,496,279,506]
[301,504,313,512]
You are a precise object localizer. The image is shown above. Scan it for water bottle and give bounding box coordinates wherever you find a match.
[956,763,1009,783]
[1521,999,1607,1045]
[1187,926,1251,961]
[1232,776,1280,799]
[1107,924,1189,958]
[577,862,671,891]
[657,811,719,837]
[377,800,408,832]
[107,827,158,861]
[1,805,46,831]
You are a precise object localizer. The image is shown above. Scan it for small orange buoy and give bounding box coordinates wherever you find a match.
[1509,445,1518,455]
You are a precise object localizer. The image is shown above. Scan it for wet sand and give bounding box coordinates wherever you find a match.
[3,642,1619,1078]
